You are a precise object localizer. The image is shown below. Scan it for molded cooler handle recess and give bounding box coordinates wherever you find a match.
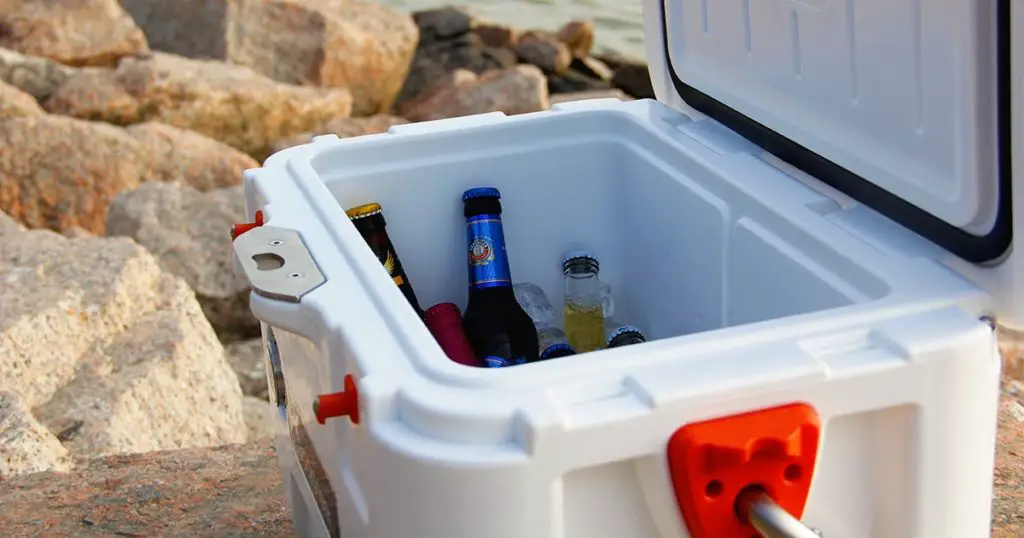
[666,403,822,538]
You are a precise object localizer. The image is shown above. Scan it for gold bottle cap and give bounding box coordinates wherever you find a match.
[345,202,382,220]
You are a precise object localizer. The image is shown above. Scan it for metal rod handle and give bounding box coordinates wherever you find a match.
[735,488,821,538]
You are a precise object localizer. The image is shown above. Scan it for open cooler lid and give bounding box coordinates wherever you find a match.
[646,0,1012,264]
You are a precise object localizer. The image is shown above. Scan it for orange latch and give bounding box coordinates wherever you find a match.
[666,403,821,538]
[314,374,361,425]
[231,210,265,240]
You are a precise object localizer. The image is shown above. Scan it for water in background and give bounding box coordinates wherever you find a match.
[379,0,647,59]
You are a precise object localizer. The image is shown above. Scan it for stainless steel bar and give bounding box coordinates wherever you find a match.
[735,488,821,538]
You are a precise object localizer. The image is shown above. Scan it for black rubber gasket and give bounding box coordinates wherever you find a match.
[658,0,1012,264]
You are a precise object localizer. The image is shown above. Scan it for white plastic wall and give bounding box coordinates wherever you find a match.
[309,106,893,341]
[239,100,1003,538]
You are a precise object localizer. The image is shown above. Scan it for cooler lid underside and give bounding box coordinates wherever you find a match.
[657,0,1011,264]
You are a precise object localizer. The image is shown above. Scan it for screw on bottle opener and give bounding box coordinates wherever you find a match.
[735,487,822,538]
[232,225,326,303]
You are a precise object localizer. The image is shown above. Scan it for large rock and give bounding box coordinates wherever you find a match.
[0,0,149,68]
[472,22,520,49]
[125,122,257,191]
[546,66,613,95]
[0,391,73,479]
[0,115,146,235]
[119,0,230,60]
[0,79,44,119]
[594,52,655,99]
[243,396,276,441]
[514,31,572,74]
[0,209,23,234]
[43,52,354,160]
[0,223,247,466]
[34,278,248,459]
[226,0,419,117]
[397,65,549,122]
[0,47,74,100]
[414,6,474,44]
[106,182,258,341]
[556,21,596,58]
[395,26,517,109]
[270,114,409,153]
[226,339,270,399]
[43,67,141,124]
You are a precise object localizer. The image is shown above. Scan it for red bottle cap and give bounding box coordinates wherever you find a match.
[425,303,480,367]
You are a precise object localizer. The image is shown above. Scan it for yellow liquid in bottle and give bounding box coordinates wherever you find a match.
[564,302,605,353]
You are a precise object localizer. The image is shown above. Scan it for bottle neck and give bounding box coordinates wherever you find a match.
[466,213,512,289]
[564,270,600,300]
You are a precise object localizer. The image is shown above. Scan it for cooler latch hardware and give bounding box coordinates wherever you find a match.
[314,374,361,425]
[232,225,327,303]
[231,209,265,240]
[666,402,821,538]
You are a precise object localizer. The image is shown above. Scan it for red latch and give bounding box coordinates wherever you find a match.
[231,210,265,240]
[666,402,821,538]
[314,374,361,425]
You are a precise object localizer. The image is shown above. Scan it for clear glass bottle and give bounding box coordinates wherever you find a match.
[562,250,605,353]
[514,282,576,360]
[599,280,615,319]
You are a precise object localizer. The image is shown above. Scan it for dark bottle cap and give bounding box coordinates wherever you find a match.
[463,187,504,218]
[607,325,646,348]
[462,187,501,201]
[539,343,576,360]
[562,249,600,274]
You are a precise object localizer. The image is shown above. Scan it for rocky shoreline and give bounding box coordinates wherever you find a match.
[0,0,1020,534]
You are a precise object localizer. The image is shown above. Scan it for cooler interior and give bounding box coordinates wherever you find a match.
[310,107,890,352]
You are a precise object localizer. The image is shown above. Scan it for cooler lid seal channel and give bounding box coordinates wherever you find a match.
[654,0,1012,264]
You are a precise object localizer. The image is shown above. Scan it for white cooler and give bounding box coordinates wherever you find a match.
[230,0,1022,536]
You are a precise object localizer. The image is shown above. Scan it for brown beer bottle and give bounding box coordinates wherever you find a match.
[345,202,425,318]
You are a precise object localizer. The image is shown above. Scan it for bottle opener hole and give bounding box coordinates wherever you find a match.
[253,252,285,271]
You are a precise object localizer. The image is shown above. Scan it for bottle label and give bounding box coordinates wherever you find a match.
[364,231,404,282]
[483,356,509,368]
[466,214,512,288]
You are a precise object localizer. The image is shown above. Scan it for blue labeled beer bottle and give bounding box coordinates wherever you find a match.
[461,187,540,367]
